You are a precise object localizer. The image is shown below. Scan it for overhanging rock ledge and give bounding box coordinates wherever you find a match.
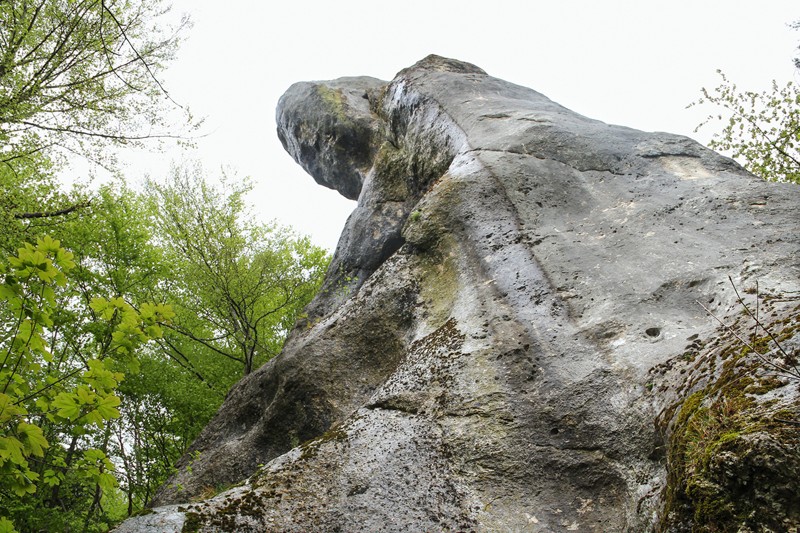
[116,55,800,532]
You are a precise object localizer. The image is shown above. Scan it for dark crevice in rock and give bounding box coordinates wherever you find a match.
[363,400,419,415]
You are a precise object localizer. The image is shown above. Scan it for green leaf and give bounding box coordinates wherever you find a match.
[84,409,104,427]
[16,422,48,457]
[83,359,120,390]
[0,393,25,424]
[95,394,121,420]
[37,236,59,253]
[9,468,37,496]
[96,471,117,492]
[75,386,93,405]
[52,393,80,421]
[0,284,18,302]
[144,324,163,338]
[0,436,26,466]
[54,248,76,270]
[90,297,116,320]
[42,469,62,488]
[83,448,106,463]
[140,302,156,320]
[0,516,18,533]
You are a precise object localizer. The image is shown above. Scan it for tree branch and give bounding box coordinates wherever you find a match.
[100,0,183,109]
[14,200,90,219]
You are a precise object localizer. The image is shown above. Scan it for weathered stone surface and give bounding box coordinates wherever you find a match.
[276,76,386,201]
[120,55,800,532]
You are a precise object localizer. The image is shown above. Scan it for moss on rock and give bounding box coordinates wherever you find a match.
[660,308,800,532]
[315,85,349,123]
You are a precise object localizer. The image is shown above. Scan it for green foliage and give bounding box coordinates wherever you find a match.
[0,167,331,529]
[83,167,331,516]
[0,236,172,531]
[111,351,223,514]
[148,164,330,375]
[0,2,284,530]
[691,22,800,184]
[691,71,800,183]
[0,155,67,252]
[0,0,195,173]
[0,5,329,528]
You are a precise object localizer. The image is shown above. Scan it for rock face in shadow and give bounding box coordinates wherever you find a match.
[119,56,800,532]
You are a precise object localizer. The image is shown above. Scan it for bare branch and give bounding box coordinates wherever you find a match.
[727,275,796,366]
[14,200,90,219]
[696,277,800,380]
[100,0,183,109]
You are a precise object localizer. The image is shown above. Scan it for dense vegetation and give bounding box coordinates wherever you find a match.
[0,2,329,531]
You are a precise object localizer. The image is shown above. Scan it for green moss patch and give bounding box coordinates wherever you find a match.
[316,85,350,123]
[181,511,202,533]
[660,306,800,532]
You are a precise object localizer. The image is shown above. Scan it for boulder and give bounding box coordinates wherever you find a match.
[117,55,800,532]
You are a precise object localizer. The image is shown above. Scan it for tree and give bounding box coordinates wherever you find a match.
[0,164,331,529]
[0,0,194,173]
[691,22,800,184]
[0,235,173,532]
[0,154,66,253]
[148,164,330,376]
[88,168,332,514]
[40,181,193,525]
[0,3,331,528]
[0,180,190,530]
[109,350,223,514]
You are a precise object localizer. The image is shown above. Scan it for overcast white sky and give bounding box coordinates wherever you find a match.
[110,0,799,251]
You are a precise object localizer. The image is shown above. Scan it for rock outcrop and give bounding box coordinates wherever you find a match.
[117,56,800,532]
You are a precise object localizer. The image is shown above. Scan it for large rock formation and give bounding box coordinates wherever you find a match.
[117,56,800,532]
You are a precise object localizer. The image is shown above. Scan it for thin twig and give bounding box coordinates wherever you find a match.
[100,0,184,110]
[696,297,800,380]
[727,275,795,366]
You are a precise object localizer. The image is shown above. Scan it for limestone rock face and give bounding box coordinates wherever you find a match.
[118,56,800,532]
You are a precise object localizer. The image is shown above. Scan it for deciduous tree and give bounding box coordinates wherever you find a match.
[148,164,330,376]
[0,235,173,532]
[691,21,800,184]
[0,0,195,173]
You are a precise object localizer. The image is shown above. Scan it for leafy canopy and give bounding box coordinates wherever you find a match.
[0,234,173,532]
[0,0,196,173]
[0,2,331,530]
[148,164,330,376]
[691,71,800,184]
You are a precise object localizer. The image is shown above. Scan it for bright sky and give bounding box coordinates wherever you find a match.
[114,0,799,251]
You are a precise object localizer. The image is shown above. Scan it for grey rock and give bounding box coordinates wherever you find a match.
[112,507,184,533]
[276,76,386,201]
[124,55,800,532]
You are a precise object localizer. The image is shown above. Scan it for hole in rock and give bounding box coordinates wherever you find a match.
[550,428,559,435]
[645,327,661,338]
